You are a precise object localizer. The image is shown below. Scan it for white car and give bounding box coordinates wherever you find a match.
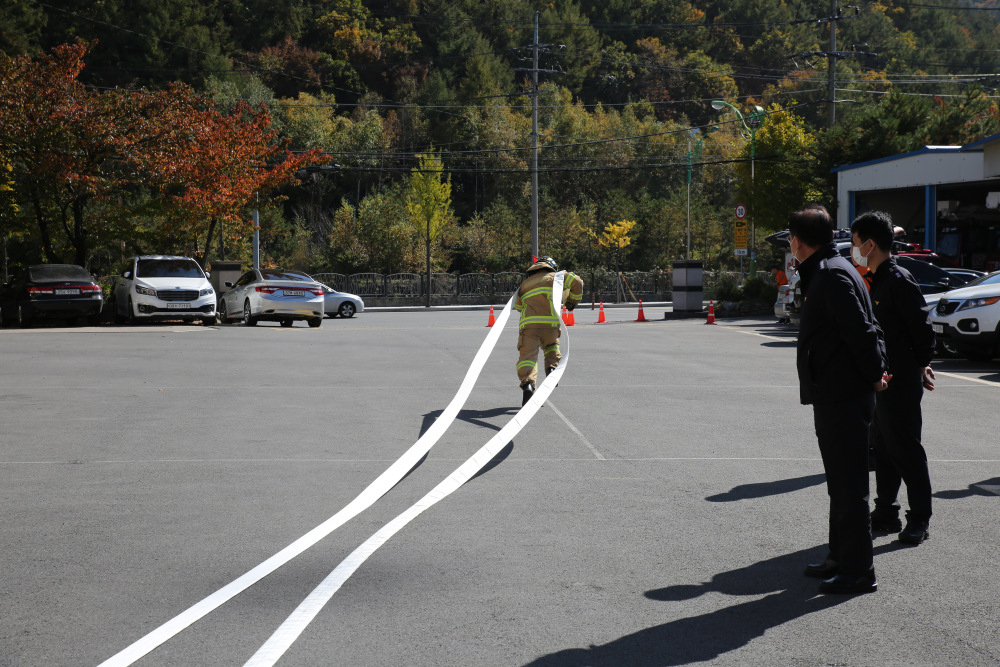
[322,285,364,318]
[218,269,324,327]
[930,271,1000,360]
[112,255,216,325]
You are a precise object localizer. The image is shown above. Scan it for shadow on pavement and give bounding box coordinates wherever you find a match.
[521,542,907,667]
[761,340,797,347]
[468,441,514,482]
[933,477,1000,499]
[419,406,519,437]
[705,473,826,502]
[520,546,853,667]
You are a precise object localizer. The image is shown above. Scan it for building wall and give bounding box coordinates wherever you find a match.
[836,151,984,228]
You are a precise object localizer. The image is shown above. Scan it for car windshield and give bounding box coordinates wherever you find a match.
[136,259,204,278]
[958,272,1000,289]
[261,271,311,282]
[28,265,93,282]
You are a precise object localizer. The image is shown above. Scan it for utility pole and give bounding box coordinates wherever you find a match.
[828,0,838,126]
[530,11,539,259]
[252,207,260,270]
[787,5,872,127]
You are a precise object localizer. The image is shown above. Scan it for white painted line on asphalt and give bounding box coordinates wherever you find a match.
[547,400,604,460]
[934,371,999,387]
[242,275,572,667]
[95,294,522,667]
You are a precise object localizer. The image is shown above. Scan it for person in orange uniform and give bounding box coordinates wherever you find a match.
[771,267,789,286]
[514,256,584,405]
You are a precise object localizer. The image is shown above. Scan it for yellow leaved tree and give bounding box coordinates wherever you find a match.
[407,150,452,307]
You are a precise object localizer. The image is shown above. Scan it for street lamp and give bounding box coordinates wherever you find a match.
[711,100,765,275]
[686,125,719,260]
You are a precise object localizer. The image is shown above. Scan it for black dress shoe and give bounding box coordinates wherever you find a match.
[899,522,929,544]
[804,558,839,578]
[521,381,535,406]
[819,572,877,595]
[870,509,902,532]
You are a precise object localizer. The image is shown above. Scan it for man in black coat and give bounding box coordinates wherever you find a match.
[790,205,889,595]
[850,211,936,545]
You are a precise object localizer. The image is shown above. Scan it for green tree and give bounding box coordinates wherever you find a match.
[407,150,452,306]
[734,104,820,236]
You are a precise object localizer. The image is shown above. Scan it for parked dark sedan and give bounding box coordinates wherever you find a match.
[0,264,104,327]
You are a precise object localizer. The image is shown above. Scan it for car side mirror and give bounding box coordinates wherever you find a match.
[224,281,233,288]
[124,271,131,279]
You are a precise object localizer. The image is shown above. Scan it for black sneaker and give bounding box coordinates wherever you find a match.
[521,381,535,406]
[871,508,902,532]
[819,572,878,595]
[899,522,929,545]
[804,558,839,579]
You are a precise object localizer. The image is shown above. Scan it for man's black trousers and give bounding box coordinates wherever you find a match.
[872,381,932,523]
[813,395,875,576]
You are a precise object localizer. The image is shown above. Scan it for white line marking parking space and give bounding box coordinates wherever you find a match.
[934,371,999,387]
[547,401,604,460]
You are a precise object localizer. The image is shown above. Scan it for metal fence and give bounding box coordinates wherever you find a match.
[308,270,676,300]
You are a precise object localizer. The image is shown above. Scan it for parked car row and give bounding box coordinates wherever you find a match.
[767,233,1000,361]
[1,255,365,328]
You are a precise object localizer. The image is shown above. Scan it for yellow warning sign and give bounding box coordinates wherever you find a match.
[734,220,748,250]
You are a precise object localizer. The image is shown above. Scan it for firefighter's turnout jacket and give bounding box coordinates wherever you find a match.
[514,265,585,387]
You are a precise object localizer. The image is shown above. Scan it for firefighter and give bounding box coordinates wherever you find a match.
[514,256,584,406]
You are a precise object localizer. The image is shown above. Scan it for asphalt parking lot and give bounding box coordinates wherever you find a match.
[2,309,998,667]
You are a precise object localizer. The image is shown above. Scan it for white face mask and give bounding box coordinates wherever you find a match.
[851,241,873,267]
[790,236,803,263]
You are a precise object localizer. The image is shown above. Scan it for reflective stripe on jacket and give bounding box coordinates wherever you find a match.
[514,270,585,330]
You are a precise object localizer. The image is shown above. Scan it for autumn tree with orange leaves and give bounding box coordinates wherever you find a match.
[0,41,323,267]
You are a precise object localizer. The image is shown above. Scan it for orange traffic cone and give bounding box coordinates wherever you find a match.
[597,302,606,323]
[561,304,569,324]
[705,300,717,325]
[486,304,495,327]
[566,307,575,326]
[635,300,648,322]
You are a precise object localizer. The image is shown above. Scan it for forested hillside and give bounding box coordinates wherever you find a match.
[3,0,1000,276]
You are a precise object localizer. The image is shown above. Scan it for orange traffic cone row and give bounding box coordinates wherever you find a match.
[486,304,496,327]
[566,307,575,326]
[597,302,606,323]
[705,300,717,325]
[635,300,648,322]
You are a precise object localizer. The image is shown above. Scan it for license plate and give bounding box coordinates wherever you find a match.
[167,303,189,309]
[932,324,943,333]
[284,290,304,297]
[55,288,80,295]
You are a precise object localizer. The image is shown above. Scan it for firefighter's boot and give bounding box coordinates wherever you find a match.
[521,381,535,407]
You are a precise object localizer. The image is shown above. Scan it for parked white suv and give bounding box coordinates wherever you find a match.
[111,256,216,325]
[930,271,1000,360]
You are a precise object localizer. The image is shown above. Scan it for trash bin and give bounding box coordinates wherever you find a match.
[209,260,243,298]
[671,260,703,312]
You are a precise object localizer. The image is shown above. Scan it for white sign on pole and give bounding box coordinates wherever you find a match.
[735,249,748,256]
[735,204,747,220]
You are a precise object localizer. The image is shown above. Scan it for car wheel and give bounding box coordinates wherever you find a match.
[127,297,137,324]
[963,348,996,362]
[338,302,356,318]
[243,300,257,327]
[202,316,216,326]
[218,300,228,323]
[308,317,322,328]
[17,303,32,328]
[280,319,293,327]
[936,340,958,358]
[0,306,10,328]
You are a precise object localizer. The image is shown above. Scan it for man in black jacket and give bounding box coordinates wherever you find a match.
[791,205,889,595]
[851,211,936,545]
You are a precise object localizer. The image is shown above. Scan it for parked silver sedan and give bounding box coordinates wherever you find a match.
[322,285,364,318]
[218,269,324,327]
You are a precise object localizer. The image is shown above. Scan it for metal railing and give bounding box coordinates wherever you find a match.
[307,270,675,300]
